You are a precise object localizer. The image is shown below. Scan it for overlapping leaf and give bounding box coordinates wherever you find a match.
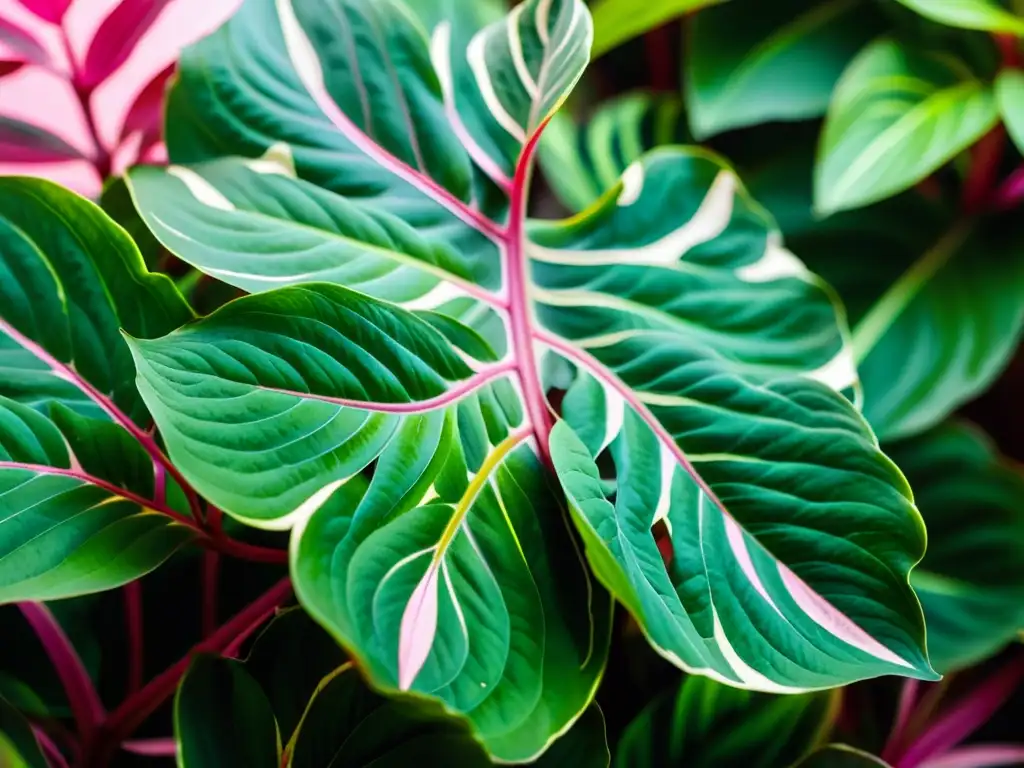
[128,0,936,759]
[686,0,883,138]
[816,39,998,214]
[892,0,1024,36]
[615,675,837,767]
[588,0,726,56]
[887,422,1024,672]
[0,178,195,602]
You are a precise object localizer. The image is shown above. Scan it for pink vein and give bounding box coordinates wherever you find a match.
[0,317,201,520]
[257,360,518,413]
[18,602,105,743]
[0,461,195,527]
[297,51,506,242]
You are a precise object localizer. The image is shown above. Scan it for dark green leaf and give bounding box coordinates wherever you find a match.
[175,655,280,768]
[796,745,892,767]
[534,704,609,768]
[0,696,47,768]
[887,422,1024,672]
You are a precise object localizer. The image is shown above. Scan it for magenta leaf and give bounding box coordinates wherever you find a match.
[79,0,174,88]
[118,62,174,142]
[14,0,72,24]
[0,59,26,77]
[0,116,85,162]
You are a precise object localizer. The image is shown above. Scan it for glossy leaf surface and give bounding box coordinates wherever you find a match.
[0,178,195,602]
[686,0,882,138]
[614,675,837,767]
[996,68,1024,154]
[589,0,726,56]
[888,422,1024,672]
[816,39,998,214]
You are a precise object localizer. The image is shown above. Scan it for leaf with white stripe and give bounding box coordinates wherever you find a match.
[128,284,611,762]
[538,148,937,691]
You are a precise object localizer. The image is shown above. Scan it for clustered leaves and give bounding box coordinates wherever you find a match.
[1,0,1024,766]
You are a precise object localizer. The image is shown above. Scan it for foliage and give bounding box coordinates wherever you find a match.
[1,0,1024,765]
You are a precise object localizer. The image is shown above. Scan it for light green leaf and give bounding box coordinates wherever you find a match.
[0,395,195,602]
[785,187,1024,440]
[996,68,1024,153]
[887,422,1024,672]
[175,655,280,768]
[796,745,892,767]
[614,675,837,767]
[538,149,937,691]
[815,39,998,215]
[287,664,492,767]
[892,0,1024,36]
[686,0,883,138]
[539,93,688,212]
[0,696,47,768]
[590,0,725,57]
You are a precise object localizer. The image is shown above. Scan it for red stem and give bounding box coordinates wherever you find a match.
[645,24,675,92]
[992,165,1024,210]
[506,125,554,462]
[961,126,1005,214]
[33,726,71,768]
[123,581,144,694]
[58,27,111,179]
[85,578,293,765]
[18,603,105,745]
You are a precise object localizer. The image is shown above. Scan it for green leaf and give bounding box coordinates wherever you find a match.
[796,745,892,767]
[0,178,196,602]
[892,0,1024,36]
[245,607,347,737]
[287,664,492,767]
[133,0,937,751]
[590,0,725,57]
[175,655,280,768]
[614,675,837,767]
[539,93,689,212]
[785,187,1024,440]
[538,149,936,691]
[534,704,609,768]
[0,696,47,768]
[0,396,195,602]
[100,176,167,272]
[887,422,1024,672]
[815,39,998,215]
[996,68,1024,153]
[686,0,883,138]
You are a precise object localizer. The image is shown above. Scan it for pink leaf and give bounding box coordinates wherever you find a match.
[0,15,50,65]
[0,115,86,162]
[79,0,174,88]
[14,0,72,24]
[118,62,173,142]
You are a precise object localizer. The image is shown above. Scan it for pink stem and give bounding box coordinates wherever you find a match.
[992,165,1024,210]
[86,578,293,764]
[884,680,922,762]
[961,126,1005,214]
[32,726,70,768]
[18,603,104,744]
[507,125,554,461]
[917,745,1024,768]
[58,26,111,178]
[0,317,203,522]
[899,655,1024,767]
[124,581,144,693]
[122,738,177,757]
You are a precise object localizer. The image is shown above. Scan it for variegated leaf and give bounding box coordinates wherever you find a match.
[127,0,935,758]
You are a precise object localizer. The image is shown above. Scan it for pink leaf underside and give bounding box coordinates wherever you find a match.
[0,16,50,64]
[15,0,71,24]
[118,62,174,141]
[398,554,441,691]
[80,0,175,88]
[0,117,85,162]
